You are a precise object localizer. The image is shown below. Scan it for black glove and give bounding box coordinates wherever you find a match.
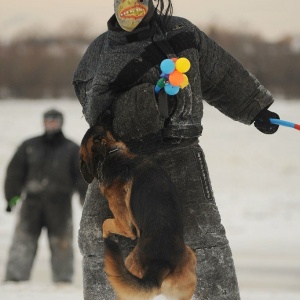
[254,108,280,134]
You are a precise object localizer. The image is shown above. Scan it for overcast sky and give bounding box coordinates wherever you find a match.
[1,0,300,41]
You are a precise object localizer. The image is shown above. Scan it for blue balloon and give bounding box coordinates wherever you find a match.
[160,59,175,75]
[164,84,180,95]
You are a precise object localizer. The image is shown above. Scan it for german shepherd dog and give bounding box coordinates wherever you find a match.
[80,126,197,300]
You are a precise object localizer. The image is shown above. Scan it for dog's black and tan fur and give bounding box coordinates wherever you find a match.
[80,126,197,300]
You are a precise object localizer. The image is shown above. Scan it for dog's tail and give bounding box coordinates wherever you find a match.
[104,238,170,299]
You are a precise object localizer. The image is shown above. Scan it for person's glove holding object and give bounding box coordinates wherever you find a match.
[254,108,280,134]
[6,195,21,212]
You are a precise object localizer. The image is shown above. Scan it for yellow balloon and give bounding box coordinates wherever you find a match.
[176,58,191,73]
[180,74,189,89]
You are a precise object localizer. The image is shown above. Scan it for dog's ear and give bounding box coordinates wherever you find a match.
[80,152,94,184]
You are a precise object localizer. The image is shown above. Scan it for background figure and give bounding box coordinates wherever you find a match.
[4,109,87,283]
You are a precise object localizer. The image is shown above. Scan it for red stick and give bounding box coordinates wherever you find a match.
[294,124,300,131]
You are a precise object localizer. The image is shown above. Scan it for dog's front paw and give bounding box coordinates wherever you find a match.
[102,219,112,238]
[129,234,137,240]
[102,231,109,239]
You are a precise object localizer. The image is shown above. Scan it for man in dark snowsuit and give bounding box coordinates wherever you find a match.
[73,1,280,299]
[4,109,87,283]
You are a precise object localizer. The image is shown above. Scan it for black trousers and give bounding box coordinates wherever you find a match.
[78,140,240,299]
[5,196,74,282]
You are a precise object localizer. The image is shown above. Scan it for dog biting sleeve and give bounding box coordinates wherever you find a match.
[112,83,164,141]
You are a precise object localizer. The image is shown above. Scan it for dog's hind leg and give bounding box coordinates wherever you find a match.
[125,246,144,279]
[161,247,197,300]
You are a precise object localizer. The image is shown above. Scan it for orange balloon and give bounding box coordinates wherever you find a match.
[169,71,184,86]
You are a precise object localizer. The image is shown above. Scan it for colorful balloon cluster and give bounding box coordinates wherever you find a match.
[155,57,191,96]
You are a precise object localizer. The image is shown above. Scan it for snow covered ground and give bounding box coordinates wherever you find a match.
[0,99,299,299]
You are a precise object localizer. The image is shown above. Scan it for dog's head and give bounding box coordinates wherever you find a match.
[80,125,120,183]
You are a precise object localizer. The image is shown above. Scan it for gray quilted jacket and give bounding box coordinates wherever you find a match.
[73,15,274,141]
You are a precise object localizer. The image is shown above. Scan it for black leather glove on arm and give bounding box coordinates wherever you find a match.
[253,108,280,134]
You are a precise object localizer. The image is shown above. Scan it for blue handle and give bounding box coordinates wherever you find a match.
[269,118,295,128]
